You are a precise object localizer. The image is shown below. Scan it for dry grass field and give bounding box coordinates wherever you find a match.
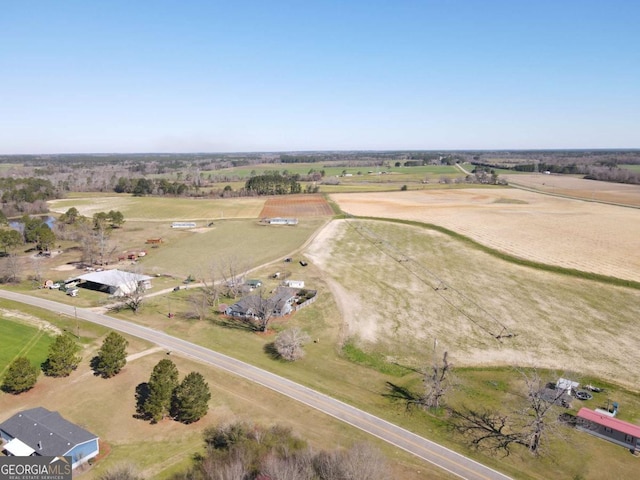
[305,219,640,390]
[330,188,640,283]
[502,173,640,206]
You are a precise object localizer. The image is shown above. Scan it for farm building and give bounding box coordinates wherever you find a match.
[0,407,99,469]
[172,221,197,228]
[576,408,640,452]
[69,269,152,296]
[246,279,263,289]
[265,217,298,225]
[283,279,305,288]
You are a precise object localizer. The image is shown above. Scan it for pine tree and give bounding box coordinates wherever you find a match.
[94,332,128,378]
[2,357,38,393]
[43,334,81,377]
[143,359,179,422]
[172,372,211,424]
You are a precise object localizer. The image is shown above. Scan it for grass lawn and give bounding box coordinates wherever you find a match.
[0,318,54,377]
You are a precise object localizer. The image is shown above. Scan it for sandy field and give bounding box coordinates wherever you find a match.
[330,188,640,282]
[502,173,640,206]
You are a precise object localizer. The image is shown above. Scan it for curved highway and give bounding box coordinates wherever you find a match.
[0,289,511,480]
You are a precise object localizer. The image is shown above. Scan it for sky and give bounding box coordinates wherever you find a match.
[1,0,639,153]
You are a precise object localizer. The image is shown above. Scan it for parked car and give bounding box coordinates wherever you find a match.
[49,282,61,289]
[66,288,79,297]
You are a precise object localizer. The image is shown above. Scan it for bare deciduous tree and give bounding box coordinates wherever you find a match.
[275,328,310,361]
[246,289,276,332]
[313,443,389,480]
[422,349,453,409]
[219,255,248,298]
[0,254,23,283]
[451,368,569,456]
[97,464,143,480]
[261,451,314,480]
[118,269,148,314]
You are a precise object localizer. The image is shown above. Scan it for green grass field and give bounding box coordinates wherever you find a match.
[620,164,640,172]
[0,318,54,376]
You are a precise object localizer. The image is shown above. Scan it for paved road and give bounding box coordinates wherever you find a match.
[0,289,512,480]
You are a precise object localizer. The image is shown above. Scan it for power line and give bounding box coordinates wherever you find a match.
[344,217,516,341]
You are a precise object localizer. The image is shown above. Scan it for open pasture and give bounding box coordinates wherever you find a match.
[48,195,265,221]
[0,317,54,375]
[305,219,640,389]
[330,188,640,283]
[139,217,330,277]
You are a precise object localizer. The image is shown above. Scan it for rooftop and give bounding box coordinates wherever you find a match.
[0,407,98,457]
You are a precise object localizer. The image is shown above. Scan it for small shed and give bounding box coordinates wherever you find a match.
[246,279,263,289]
[556,378,579,395]
[283,280,304,289]
[577,407,640,452]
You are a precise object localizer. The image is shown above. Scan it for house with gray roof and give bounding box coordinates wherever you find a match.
[225,287,299,319]
[0,407,99,469]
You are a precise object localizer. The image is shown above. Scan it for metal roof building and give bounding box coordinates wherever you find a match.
[577,407,640,452]
[70,269,152,296]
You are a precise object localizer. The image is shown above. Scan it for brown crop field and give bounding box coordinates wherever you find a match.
[330,187,640,283]
[258,194,334,218]
[502,173,640,206]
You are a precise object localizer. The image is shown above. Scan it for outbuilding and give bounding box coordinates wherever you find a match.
[576,407,640,452]
[0,407,99,469]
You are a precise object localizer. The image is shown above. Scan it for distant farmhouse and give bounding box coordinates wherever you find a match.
[0,407,99,469]
[68,269,152,297]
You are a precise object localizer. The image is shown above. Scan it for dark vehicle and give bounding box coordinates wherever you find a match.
[300,260,308,267]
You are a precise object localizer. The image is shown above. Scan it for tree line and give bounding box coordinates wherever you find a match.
[245,172,302,195]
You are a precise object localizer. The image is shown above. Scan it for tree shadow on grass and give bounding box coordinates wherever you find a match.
[211,316,256,332]
[89,356,101,376]
[263,342,282,361]
[384,382,422,411]
[133,382,151,420]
